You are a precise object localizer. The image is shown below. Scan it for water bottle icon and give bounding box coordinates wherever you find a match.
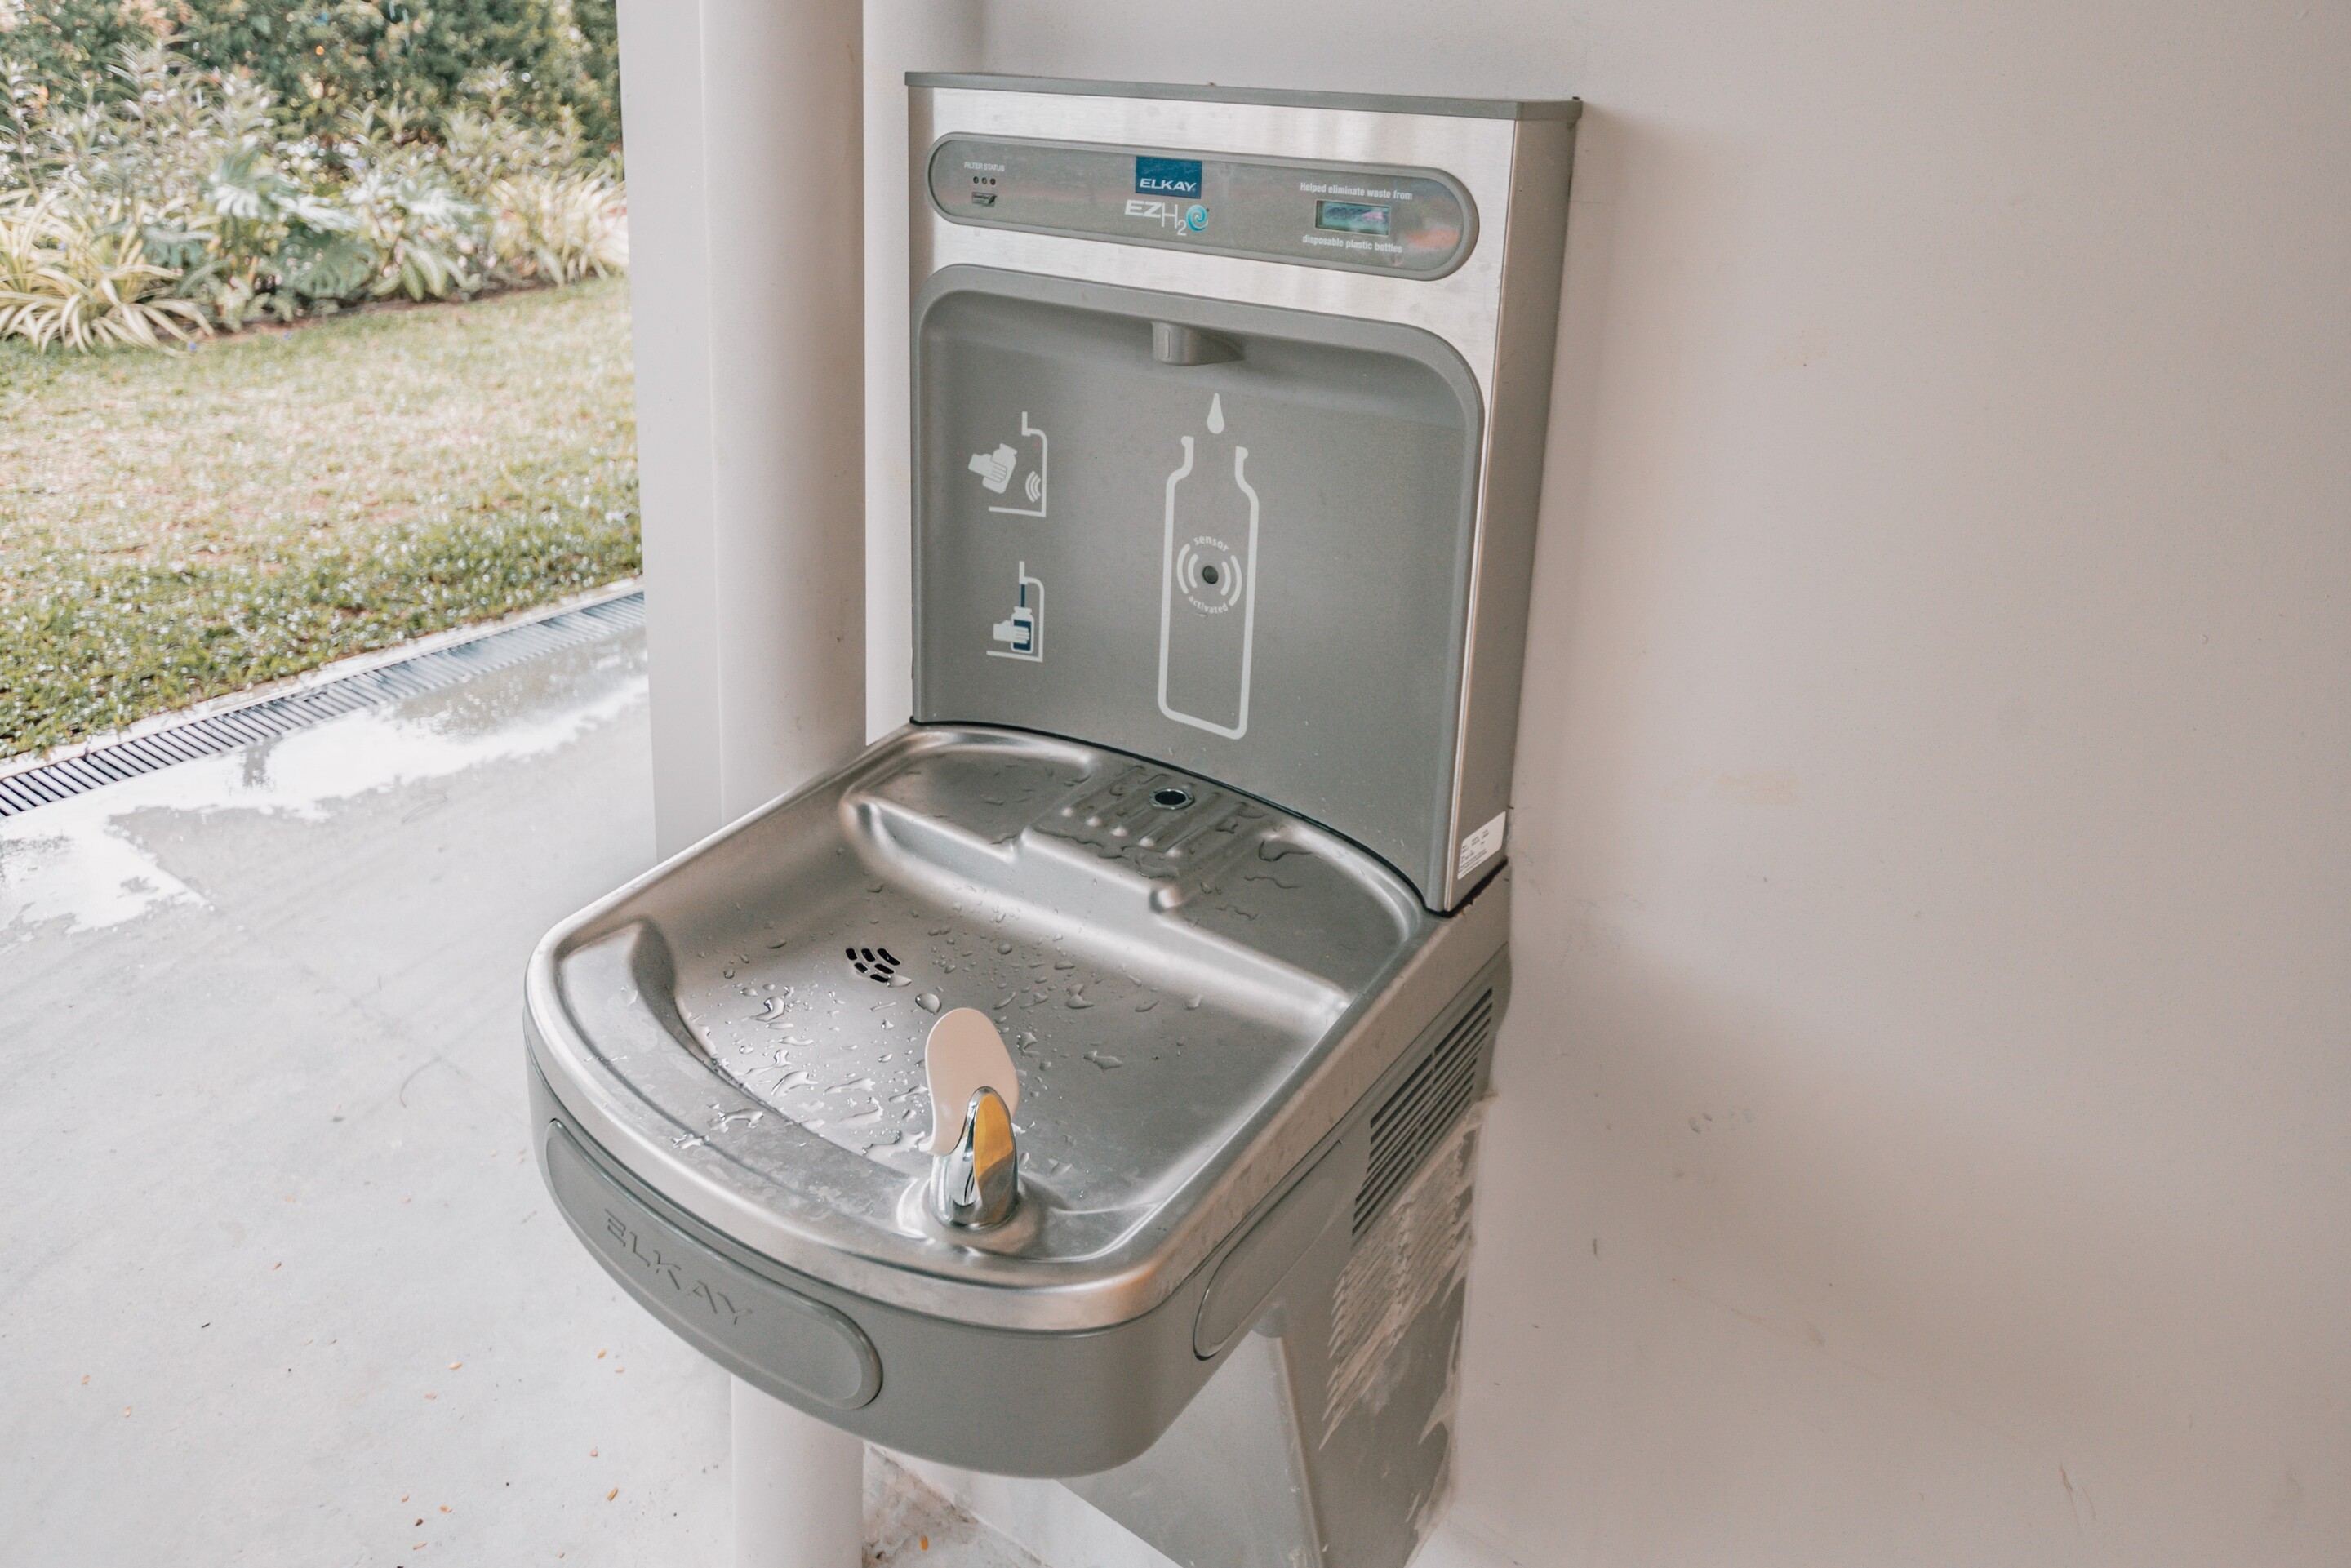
[1157,394,1260,739]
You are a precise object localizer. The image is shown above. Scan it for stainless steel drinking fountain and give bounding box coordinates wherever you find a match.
[528,74,1575,1568]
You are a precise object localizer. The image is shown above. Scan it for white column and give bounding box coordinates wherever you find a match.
[863,0,985,741]
[618,0,868,855]
[697,0,866,825]
[613,0,869,1561]
[732,1379,865,1568]
[613,0,722,854]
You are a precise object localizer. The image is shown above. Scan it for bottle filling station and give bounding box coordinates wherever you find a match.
[527,74,1576,1568]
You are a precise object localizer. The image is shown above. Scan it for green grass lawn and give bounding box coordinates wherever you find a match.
[0,279,639,759]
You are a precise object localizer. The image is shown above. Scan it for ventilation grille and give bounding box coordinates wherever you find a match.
[1354,989,1493,1238]
[0,589,643,818]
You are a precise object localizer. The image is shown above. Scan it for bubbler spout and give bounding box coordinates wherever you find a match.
[933,1086,1019,1228]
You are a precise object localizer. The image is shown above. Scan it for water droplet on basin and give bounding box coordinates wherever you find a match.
[996,939,1014,954]
[1185,995,1203,1010]
[1083,1050,1124,1069]
[915,992,941,1013]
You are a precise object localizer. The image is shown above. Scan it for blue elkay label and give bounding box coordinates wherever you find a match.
[1136,156,1203,197]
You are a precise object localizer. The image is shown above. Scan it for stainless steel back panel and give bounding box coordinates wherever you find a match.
[908,78,1575,909]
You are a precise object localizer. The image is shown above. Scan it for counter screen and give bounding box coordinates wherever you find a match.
[1314,200,1392,236]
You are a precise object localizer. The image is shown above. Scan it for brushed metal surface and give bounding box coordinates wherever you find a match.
[907,71,1582,122]
[527,725,1509,1332]
[1440,113,1578,906]
[908,79,1572,911]
[911,87,1518,398]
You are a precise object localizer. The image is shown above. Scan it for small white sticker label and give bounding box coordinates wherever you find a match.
[1456,811,1507,880]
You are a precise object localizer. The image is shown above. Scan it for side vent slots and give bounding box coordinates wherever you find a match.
[1354,990,1493,1238]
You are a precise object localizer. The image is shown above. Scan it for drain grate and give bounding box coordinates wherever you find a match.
[0,587,645,819]
[848,947,903,983]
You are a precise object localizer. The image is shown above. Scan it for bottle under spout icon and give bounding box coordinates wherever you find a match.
[1158,395,1260,738]
[989,562,1043,662]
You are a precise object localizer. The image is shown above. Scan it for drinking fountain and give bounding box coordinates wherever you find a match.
[528,73,1576,1568]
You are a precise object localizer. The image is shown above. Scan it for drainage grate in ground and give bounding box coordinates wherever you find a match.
[0,589,646,819]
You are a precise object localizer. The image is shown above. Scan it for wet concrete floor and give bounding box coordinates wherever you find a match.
[0,621,1044,1566]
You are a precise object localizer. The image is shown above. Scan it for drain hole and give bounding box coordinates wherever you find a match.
[1152,786,1193,809]
[847,946,902,983]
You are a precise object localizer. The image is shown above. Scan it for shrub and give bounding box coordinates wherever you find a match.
[0,0,620,149]
[489,167,624,284]
[0,189,210,348]
[0,38,624,349]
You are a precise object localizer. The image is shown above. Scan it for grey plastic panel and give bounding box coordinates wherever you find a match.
[913,267,1484,904]
[544,1121,882,1410]
[927,135,1475,277]
[534,1064,1215,1475]
[1192,1142,1344,1357]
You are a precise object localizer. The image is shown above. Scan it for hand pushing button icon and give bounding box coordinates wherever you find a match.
[968,443,1018,494]
[971,413,1048,517]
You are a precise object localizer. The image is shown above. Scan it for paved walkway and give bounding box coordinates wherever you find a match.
[0,621,1038,1566]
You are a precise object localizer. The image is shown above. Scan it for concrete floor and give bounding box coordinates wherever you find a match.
[0,624,1046,1566]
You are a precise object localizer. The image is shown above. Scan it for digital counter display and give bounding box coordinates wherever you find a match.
[1314,200,1392,236]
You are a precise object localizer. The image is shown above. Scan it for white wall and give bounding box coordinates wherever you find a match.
[869,5,2351,1562]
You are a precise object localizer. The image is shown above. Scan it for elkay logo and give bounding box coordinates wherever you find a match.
[1135,156,1202,198]
[602,1207,750,1326]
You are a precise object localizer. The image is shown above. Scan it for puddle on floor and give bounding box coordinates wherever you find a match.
[0,638,647,941]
